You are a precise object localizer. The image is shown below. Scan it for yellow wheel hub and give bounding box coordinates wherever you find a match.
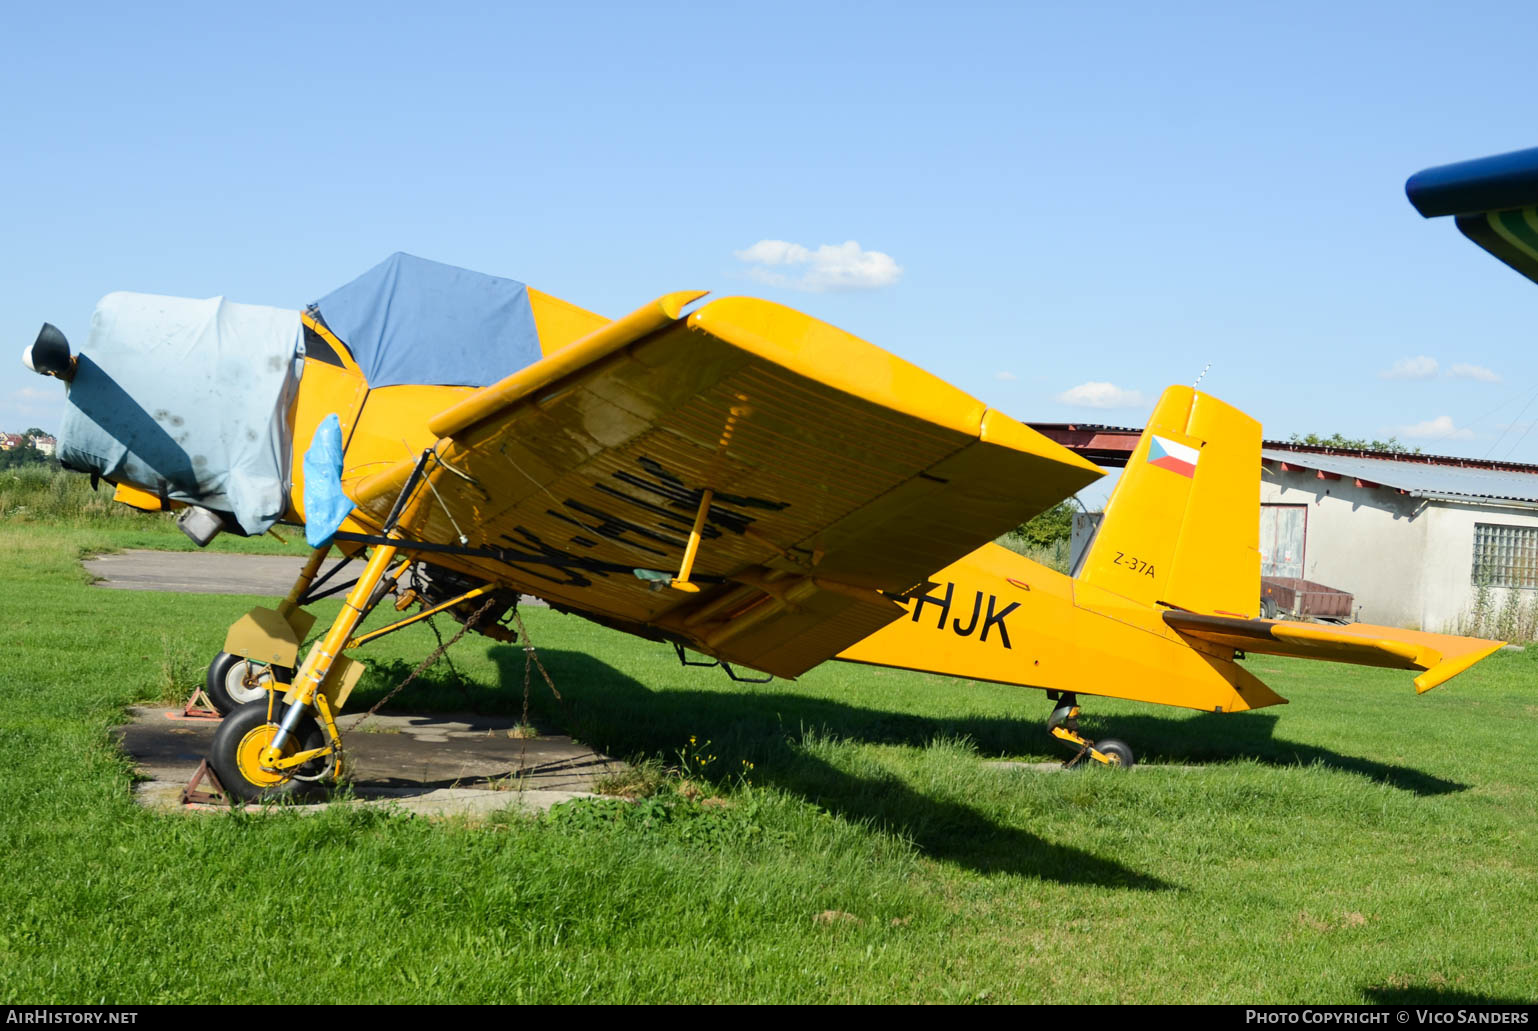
[234,724,294,788]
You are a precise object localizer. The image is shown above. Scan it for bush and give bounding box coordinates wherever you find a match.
[1013,501,1074,548]
[0,464,162,526]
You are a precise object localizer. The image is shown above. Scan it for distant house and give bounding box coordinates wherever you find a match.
[0,434,25,451]
[28,434,55,456]
[1260,446,1538,632]
[1032,423,1538,632]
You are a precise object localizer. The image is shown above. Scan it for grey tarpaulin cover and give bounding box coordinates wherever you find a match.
[58,292,302,535]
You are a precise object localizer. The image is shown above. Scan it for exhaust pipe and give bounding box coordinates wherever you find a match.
[177,506,227,547]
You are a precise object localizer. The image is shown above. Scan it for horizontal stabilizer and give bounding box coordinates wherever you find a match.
[1164,612,1505,694]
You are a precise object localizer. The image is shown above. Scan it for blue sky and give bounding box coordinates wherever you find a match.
[5,1,1538,505]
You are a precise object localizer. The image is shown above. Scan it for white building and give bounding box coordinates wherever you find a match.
[1260,446,1538,632]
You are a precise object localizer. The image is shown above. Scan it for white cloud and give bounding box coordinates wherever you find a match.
[1397,415,1474,441]
[994,370,1017,381]
[1381,356,1439,380]
[1449,363,1500,383]
[10,386,56,401]
[732,239,902,292]
[1056,381,1146,409]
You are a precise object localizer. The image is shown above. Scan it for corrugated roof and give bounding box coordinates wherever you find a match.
[1262,448,1538,506]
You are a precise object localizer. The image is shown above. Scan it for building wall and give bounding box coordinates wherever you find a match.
[1261,464,1428,627]
[1419,501,1538,633]
[1261,462,1538,630]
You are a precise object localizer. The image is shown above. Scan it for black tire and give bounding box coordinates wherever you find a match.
[205,652,293,716]
[208,698,331,803]
[1095,739,1135,768]
[1260,598,1279,620]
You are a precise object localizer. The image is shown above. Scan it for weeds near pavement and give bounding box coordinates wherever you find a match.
[679,734,718,777]
[593,734,758,802]
[593,757,669,799]
[156,632,201,705]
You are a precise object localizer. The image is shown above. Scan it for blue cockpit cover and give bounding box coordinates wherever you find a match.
[310,253,542,388]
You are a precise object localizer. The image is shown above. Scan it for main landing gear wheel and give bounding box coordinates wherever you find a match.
[205,653,294,716]
[209,699,332,802]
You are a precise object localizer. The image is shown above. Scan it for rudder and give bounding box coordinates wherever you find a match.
[1078,386,1261,617]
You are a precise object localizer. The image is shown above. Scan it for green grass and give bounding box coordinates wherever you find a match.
[2,517,1536,1003]
[0,463,310,554]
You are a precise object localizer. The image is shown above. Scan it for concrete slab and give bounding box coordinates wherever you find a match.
[85,551,310,595]
[84,549,545,605]
[116,706,621,817]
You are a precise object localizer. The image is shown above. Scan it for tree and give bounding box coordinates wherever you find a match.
[1014,500,1075,546]
[0,441,45,469]
[23,427,46,438]
[1288,432,1422,455]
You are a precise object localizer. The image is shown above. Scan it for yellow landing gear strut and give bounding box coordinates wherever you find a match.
[208,448,450,801]
[208,540,402,800]
[1047,693,1135,768]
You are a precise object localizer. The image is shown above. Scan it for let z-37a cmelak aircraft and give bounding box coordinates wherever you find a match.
[21,247,1504,801]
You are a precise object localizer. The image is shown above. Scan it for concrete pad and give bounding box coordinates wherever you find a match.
[84,549,545,605]
[86,551,311,595]
[116,705,621,817]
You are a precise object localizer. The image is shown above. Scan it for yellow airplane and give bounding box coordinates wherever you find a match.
[21,254,1504,800]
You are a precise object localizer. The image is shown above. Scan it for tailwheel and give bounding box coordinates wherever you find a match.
[209,698,334,802]
[1093,738,1135,767]
[1047,693,1135,769]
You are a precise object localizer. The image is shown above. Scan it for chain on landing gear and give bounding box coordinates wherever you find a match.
[407,562,521,642]
[1047,692,1135,768]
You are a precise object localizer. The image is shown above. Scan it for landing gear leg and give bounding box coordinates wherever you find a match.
[209,541,401,800]
[208,544,331,715]
[1047,693,1135,768]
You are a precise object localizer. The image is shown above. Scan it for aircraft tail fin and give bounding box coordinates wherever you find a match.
[1077,386,1261,617]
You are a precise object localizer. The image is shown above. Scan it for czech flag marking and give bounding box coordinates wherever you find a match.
[1148,435,1200,478]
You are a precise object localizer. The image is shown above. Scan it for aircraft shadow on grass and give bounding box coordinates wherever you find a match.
[353,647,1468,800]
[349,644,1463,885]
[356,650,1167,888]
[1362,985,1531,1006]
[1087,712,1468,798]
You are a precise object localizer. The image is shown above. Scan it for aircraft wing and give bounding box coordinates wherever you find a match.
[1164,611,1505,694]
[343,291,1103,678]
[1407,146,1538,284]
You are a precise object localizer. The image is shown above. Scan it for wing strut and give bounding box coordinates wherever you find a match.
[670,489,714,594]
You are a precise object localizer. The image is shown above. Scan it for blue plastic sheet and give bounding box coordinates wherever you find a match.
[302,414,352,548]
[310,253,543,388]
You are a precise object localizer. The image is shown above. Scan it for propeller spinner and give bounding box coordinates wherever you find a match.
[21,323,74,381]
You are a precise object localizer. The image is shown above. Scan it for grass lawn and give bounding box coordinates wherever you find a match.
[1,514,1536,1004]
